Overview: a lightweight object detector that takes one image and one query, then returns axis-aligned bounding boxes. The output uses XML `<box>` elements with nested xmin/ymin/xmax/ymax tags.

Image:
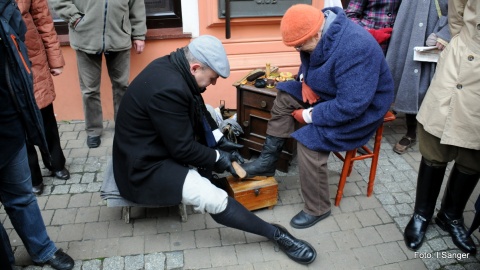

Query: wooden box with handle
<box><xmin>224</xmin><ymin>175</ymin><xmax>278</xmax><ymax>211</ymax></box>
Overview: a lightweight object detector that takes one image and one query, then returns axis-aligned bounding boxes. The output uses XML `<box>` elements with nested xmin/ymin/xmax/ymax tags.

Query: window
<box><xmin>49</xmin><ymin>0</ymin><xmax>182</xmax><ymax>35</ymax></box>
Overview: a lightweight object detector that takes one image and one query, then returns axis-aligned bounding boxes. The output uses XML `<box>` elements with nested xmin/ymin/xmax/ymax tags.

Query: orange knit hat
<box><xmin>280</xmin><ymin>4</ymin><xmax>325</xmax><ymax>47</ymax></box>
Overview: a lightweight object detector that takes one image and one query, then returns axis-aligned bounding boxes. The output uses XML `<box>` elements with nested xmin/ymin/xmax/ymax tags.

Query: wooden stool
<box><xmin>333</xmin><ymin>111</ymin><xmax>396</xmax><ymax>206</ymax></box>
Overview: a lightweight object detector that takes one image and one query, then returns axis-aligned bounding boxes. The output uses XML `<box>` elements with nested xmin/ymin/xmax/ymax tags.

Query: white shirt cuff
<box><xmin>303</xmin><ymin>108</ymin><xmax>313</xmax><ymax>123</ymax></box>
<box><xmin>213</xmin><ymin>129</ymin><xmax>223</xmax><ymax>142</ymax></box>
<box><xmin>215</xmin><ymin>150</ymin><xmax>220</xmax><ymax>162</ymax></box>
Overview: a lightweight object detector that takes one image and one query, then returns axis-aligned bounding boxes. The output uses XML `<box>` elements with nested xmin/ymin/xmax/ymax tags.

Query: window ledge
<box><xmin>57</xmin><ymin>27</ymin><xmax>191</xmax><ymax>46</ymax></box>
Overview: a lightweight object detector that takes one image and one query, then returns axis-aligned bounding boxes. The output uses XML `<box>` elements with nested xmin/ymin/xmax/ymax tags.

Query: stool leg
<box><xmin>347</xmin><ymin>149</ymin><xmax>357</xmax><ymax>176</ymax></box>
<box><xmin>335</xmin><ymin>150</ymin><xmax>356</xmax><ymax>206</ymax></box>
<box><xmin>367</xmin><ymin>125</ymin><xmax>384</xmax><ymax>196</ymax></box>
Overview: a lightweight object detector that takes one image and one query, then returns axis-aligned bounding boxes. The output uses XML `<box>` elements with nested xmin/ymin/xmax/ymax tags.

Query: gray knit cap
<box><xmin>188</xmin><ymin>35</ymin><xmax>230</xmax><ymax>78</ymax></box>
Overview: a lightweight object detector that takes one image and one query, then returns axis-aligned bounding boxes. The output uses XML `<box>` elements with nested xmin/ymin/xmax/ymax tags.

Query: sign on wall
<box><xmin>218</xmin><ymin>0</ymin><xmax>312</xmax><ymax>18</ymax></box>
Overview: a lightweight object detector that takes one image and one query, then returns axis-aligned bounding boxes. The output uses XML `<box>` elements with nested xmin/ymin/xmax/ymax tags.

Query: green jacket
<box><xmin>50</xmin><ymin>0</ymin><xmax>146</xmax><ymax>54</ymax></box>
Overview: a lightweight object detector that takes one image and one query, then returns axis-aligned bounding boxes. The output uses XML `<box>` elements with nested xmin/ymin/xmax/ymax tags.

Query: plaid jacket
<box><xmin>345</xmin><ymin>0</ymin><xmax>401</xmax><ymax>29</ymax></box>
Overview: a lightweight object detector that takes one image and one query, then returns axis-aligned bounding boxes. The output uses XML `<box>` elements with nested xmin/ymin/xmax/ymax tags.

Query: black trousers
<box><xmin>27</xmin><ymin>104</ymin><xmax>66</xmax><ymax>185</ymax></box>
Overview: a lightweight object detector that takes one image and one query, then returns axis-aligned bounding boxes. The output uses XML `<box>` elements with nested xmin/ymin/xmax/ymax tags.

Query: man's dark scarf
<box><xmin>170</xmin><ymin>48</ymin><xmax>217</xmax><ymax>147</ymax></box>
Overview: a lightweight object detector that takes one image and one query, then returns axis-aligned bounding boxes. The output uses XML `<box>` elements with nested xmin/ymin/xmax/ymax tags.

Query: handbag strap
<box><xmin>434</xmin><ymin>0</ymin><xmax>442</xmax><ymax>18</ymax></box>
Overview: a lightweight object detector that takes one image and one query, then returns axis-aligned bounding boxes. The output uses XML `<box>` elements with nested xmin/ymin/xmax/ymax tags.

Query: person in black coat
<box><xmin>0</xmin><ymin>1</ymin><xmax>74</xmax><ymax>269</ymax></box>
<box><xmin>112</xmin><ymin>35</ymin><xmax>317</xmax><ymax>265</ymax></box>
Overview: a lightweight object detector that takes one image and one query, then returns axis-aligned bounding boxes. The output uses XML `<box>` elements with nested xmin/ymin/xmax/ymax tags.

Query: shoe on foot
<box><xmin>404</xmin><ymin>213</ymin><xmax>430</xmax><ymax>251</ymax></box>
<box><xmin>32</xmin><ymin>183</ymin><xmax>44</xmax><ymax>195</ymax></box>
<box><xmin>272</xmin><ymin>224</ymin><xmax>316</xmax><ymax>264</ymax></box>
<box><xmin>435</xmin><ymin>212</ymin><xmax>477</xmax><ymax>254</ymax></box>
<box><xmin>393</xmin><ymin>136</ymin><xmax>415</xmax><ymax>154</ymax></box>
<box><xmin>290</xmin><ymin>210</ymin><xmax>331</xmax><ymax>229</ymax></box>
<box><xmin>37</xmin><ymin>249</ymin><xmax>74</xmax><ymax>270</ymax></box>
<box><xmin>87</xmin><ymin>135</ymin><xmax>101</xmax><ymax>148</ymax></box>
<box><xmin>51</xmin><ymin>168</ymin><xmax>70</xmax><ymax>180</ymax></box>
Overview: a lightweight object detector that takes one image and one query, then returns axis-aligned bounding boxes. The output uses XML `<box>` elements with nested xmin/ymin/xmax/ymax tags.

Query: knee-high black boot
<box><xmin>404</xmin><ymin>158</ymin><xmax>447</xmax><ymax>250</ymax></box>
<box><xmin>211</xmin><ymin>197</ymin><xmax>316</xmax><ymax>264</ymax></box>
<box><xmin>435</xmin><ymin>165</ymin><xmax>480</xmax><ymax>254</ymax></box>
<box><xmin>241</xmin><ymin>135</ymin><xmax>285</xmax><ymax>177</ymax></box>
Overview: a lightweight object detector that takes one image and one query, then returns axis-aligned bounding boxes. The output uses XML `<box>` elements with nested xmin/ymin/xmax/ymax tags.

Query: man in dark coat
<box><xmin>112</xmin><ymin>35</ymin><xmax>317</xmax><ymax>265</ymax></box>
<box><xmin>0</xmin><ymin>0</ymin><xmax>74</xmax><ymax>269</ymax></box>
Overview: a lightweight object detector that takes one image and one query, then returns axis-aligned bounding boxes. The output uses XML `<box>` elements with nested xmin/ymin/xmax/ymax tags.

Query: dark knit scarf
<box><xmin>170</xmin><ymin>48</ymin><xmax>216</xmax><ymax>147</ymax></box>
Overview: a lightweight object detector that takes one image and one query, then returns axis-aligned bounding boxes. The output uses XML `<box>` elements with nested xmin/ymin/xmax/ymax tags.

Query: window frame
<box><xmin>51</xmin><ymin>0</ymin><xmax>183</xmax><ymax>36</ymax></box>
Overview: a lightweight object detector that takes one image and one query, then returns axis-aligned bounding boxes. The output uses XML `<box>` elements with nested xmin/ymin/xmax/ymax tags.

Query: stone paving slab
<box><xmin>2</xmin><ymin>114</ymin><xmax>480</xmax><ymax>269</ymax></box>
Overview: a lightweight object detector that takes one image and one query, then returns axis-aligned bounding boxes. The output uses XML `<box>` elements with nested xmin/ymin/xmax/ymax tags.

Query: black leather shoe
<box><xmin>52</xmin><ymin>168</ymin><xmax>70</xmax><ymax>180</ymax></box>
<box><xmin>32</xmin><ymin>183</ymin><xmax>44</xmax><ymax>195</ymax></box>
<box><xmin>290</xmin><ymin>210</ymin><xmax>331</xmax><ymax>229</ymax></box>
<box><xmin>435</xmin><ymin>212</ymin><xmax>477</xmax><ymax>254</ymax></box>
<box><xmin>87</xmin><ymin>135</ymin><xmax>101</xmax><ymax>148</ymax></box>
<box><xmin>404</xmin><ymin>213</ymin><xmax>430</xmax><ymax>251</ymax></box>
<box><xmin>272</xmin><ymin>224</ymin><xmax>316</xmax><ymax>264</ymax></box>
<box><xmin>37</xmin><ymin>249</ymin><xmax>74</xmax><ymax>270</ymax></box>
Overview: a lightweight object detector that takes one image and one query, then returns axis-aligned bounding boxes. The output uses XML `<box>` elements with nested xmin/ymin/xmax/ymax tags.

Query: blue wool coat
<box><xmin>276</xmin><ymin>7</ymin><xmax>394</xmax><ymax>152</ymax></box>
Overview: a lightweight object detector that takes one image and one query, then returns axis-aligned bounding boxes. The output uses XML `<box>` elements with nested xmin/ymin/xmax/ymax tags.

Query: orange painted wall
<box><xmin>52</xmin><ymin>0</ymin><xmax>324</xmax><ymax>121</ymax></box>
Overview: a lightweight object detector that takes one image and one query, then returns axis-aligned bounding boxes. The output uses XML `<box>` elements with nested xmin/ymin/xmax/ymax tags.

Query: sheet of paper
<box><xmin>413</xmin><ymin>46</ymin><xmax>440</xmax><ymax>62</ymax></box>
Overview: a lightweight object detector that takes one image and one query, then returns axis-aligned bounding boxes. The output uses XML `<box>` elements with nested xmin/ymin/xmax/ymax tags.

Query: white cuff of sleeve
<box><xmin>213</xmin><ymin>129</ymin><xmax>223</xmax><ymax>142</ymax></box>
<box><xmin>302</xmin><ymin>108</ymin><xmax>313</xmax><ymax>124</ymax></box>
<box><xmin>215</xmin><ymin>150</ymin><xmax>220</xmax><ymax>162</ymax></box>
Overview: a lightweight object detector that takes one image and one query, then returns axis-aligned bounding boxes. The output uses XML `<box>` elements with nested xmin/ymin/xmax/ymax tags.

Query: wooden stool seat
<box><xmin>333</xmin><ymin>111</ymin><xmax>396</xmax><ymax>206</ymax></box>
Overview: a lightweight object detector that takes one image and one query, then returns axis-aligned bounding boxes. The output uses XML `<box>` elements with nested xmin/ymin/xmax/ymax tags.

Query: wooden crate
<box><xmin>225</xmin><ymin>175</ymin><xmax>278</xmax><ymax>211</ymax></box>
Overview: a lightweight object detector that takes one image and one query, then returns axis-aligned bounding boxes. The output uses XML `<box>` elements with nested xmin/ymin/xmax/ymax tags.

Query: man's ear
<box><xmin>190</xmin><ymin>63</ymin><xmax>202</xmax><ymax>75</ymax></box>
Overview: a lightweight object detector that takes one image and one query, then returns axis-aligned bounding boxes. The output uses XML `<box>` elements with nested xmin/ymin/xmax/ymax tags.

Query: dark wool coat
<box><xmin>1</xmin><ymin>0</ymin><xmax>48</xmax><ymax>165</ymax></box>
<box><xmin>112</xmin><ymin>56</ymin><xmax>217</xmax><ymax>205</ymax></box>
<box><xmin>276</xmin><ymin>7</ymin><xmax>394</xmax><ymax>152</ymax></box>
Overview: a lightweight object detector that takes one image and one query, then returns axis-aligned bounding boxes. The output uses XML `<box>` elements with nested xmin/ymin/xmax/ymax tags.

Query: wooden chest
<box><xmin>225</xmin><ymin>175</ymin><xmax>278</xmax><ymax>211</ymax></box>
<box><xmin>235</xmin><ymin>84</ymin><xmax>297</xmax><ymax>172</ymax></box>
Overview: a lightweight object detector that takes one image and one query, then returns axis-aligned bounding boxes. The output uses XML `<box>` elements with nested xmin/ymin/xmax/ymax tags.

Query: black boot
<box><xmin>404</xmin><ymin>158</ymin><xmax>446</xmax><ymax>251</ymax></box>
<box><xmin>241</xmin><ymin>135</ymin><xmax>285</xmax><ymax>177</ymax></box>
<box><xmin>435</xmin><ymin>165</ymin><xmax>480</xmax><ymax>254</ymax></box>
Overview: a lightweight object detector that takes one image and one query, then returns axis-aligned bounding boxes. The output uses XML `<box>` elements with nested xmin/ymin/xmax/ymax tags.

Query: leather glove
<box><xmin>216</xmin><ymin>136</ymin><xmax>243</xmax><ymax>152</ymax></box>
<box><xmin>368</xmin><ymin>28</ymin><xmax>393</xmax><ymax>44</ymax></box>
<box><xmin>292</xmin><ymin>109</ymin><xmax>306</xmax><ymax>124</ymax></box>
<box><xmin>214</xmin><ymin>150</ymin><xmax>245</xmax><ymax>177</ymax></box>
<box><xmin>302</xmin><ymin>82</ymin><xmax>320</xmax><ymax>104</ymax></box>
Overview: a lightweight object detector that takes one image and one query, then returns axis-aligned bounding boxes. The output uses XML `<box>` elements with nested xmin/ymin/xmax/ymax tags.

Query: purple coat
<box><xmin>276</xmin><ymin>7</ymin><xmax>394</xmax><ymax>152</ymax></box>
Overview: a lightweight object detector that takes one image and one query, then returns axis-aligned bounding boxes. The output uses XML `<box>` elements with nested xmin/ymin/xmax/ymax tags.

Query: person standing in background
<box><xmin>0</xmin><ymin>0</ymin><xmax>74</xmax><ymax>268</ymax></box>
<box><xmin>16</xmin><ymin>0</ymin><xmax>70</xmax><ymax>195</ymax></box>
<box><xmin>345</xmin><ymin>0</ymin><xmax>402</xmax><ymax>54</ymax></box>
<box><xmin>49</xmin><ymin>0</ymin><xmax>146</xmax><ymax>148</ymax></box>
<box><xmin>403</xmin><ymin>0</ymin><xmax>479</xmax><ymax>255</ymax></box>
<box><xmin>386</xmin><ymin>0</ymin><xmax>450</xmax><ymax>154</ymax></box>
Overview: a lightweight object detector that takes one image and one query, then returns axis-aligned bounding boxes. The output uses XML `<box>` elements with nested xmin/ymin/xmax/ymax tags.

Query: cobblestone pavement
<box><xmin>2</xmin><ymin>114</ymin><xmax>480</xmax><ymax>270</ymax></box>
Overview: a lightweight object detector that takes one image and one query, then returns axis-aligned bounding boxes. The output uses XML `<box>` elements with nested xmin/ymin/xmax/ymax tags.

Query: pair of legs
<box><xmin>76</xmin><ymin>50</ymin><xmax>130</xmax><ymax>146</ymax></box>
<box><xmin>404</xmin><ymin>123</ymin><xmax>480</xmax><ymax>254</ymax></box>
<box><xmin>241</xmin><ymin>91</ymin><xmax>331</xmax><ymax>228</ymax></box>
<box><xmin>26</xmin><ymin>104</ymin><xmax>69</xmax><ymax>193</ymax></box>
<box><xmin>394</xmin><ymin>113</ymin><xmax>417</xmax><ymax>154</ymax></box>
<box><xmin>181</xmin><ymin>169</ymin><xmax>316</xmax><ymax>264</ymax></box>
<box><xmin>0</xmin><ymin>144</ymin><xmax>69</xmax><ymax>266</ymax></box>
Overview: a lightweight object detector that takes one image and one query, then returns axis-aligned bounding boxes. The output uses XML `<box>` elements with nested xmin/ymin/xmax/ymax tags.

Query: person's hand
<box><xmin>292</xmin><ymin>109</ymin><xmax>306</xmax><ymax>124</ymax></box>
<box><xmin>50</xmin><ymin>67</ymin><xmax>64</xmax><ymax>76</ymax></box>
<box><xmin>216</xmin><ymin>136</ymin><xmax>243</xmax><ymax>152</ymax></box>
<box><xmin>436</xmin><ymin>42</ymin><xmax>446</xmax><ymax>50</ymax></box>
<box><xmin>133</xmin><ymin>40</ymin><xmax>145</xmax><ymax>54</ymax></box>
<box><xmin>368</xmin><ymin>28</ymin><xmax>393</xmax><ymax>44</ymax></box>
<box><xmin>214</xmin><ymin>150</ymin><xmax>245</xmax><ymax>177</ymax></box>
<box><xmin>302</xmin><ymin>82</ymin><xmax>320</xmax><ymax>104</ymax></box>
